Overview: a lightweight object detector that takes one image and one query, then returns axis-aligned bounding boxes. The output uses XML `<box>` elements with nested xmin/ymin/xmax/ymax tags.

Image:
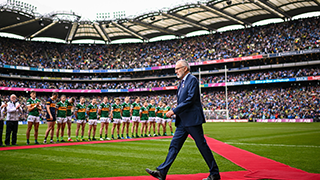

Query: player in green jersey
<box><xmin>87</xmin><ymin>98</ymin><xmax>98</xmax><ymax>141</ymax></box>
<box><xmin>26</xmin><ymin>91</ymin><xmax>42</xmax><ymax>145</ymax></box>
<box><xmin>155</xmin><ymin>101</ymin><xmax>163</xmax><ymax>136</ymax></box>
<box><xmin>147</xmin><ymin>99</ymin><xmax>157</xmax><ymax>137</ymax></box>
<box><xmin>121</xmin><ymin>96</ymin><xmax>131</xmax><ymax>139</ymax></box>
<box><xmin>44</xmin><ymin>92</ymin><xmax>58</xmax><ymax>144</ymax></box>
<box><xmin>60</xmin><ymin>97</ymin><xmax>75</xmax><ymax>142</ymax></box>
<box><xmin>130</xmin><ymin>96</ymin><xmax>141</xmax><ymax>138</ymax></box>
<box><xmin>99</xmin><ymin>96</ymin><xmax>111</xmax><ymax>140</ymax></box>
<box><xmin>111</xmin><ymin>98</ymin><xmax>122</xmax><ymax>140</ymax></box>
<box><xmin>75</xmin><ymin>97</ymin><xmax>86</xmax><ymax>141</ymax></box>
<box><xmin>140</xmin><ymin>100</ymin><xmax>149</xmax><ymax>137</ymax></box>
<box><xmin>162</xmin><ymin>102</ymin><xmax>172</xmax><ymax>136</ymax></box>
<box><xmin>168</xmin><ymin>103</ymin><xmax>174</xmax><ymax>135</ymax></box>
<box><xmin>56</xmin><ymin>95</ymin><xmax>67</xmax><ymax>142</ymax></box>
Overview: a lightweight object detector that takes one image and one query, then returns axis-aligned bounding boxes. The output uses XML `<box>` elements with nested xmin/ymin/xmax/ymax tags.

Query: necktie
<box><xmin>178</xmin><ymin>79</ymin><xmax>184</xmax><ymax>95</ymax></box>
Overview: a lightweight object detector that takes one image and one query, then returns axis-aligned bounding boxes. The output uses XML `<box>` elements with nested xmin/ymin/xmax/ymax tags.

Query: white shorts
<box><xmin>140</xmin><ymin>120</ymin><xmax>148</xmax><ymax>123</ymax></box>
<box><xmin>27</xmin><ymin>115</ymin><xmax>40</xmax><ymax>123</ymax></box>
<box><xmin>77</xmin><ymin>120</ymin><xmax>86</xmax><ymax>124</ymax></box>
<box><xmin>89</xmin><ymin>119</ymin><xmax>98</xmax><ymax>126</ymax></box>
<box><xmin>156</xmin><ymin>117</ymin><xmax>164</xmax><ymax>124</ymax></box>
<box><xmin>148</xmin><ymin>117</ymin><xmax>156</xmax><ymax>123</ymax></box>
<box><xmin>100</xmin><ymin>117</ymin><xmax>111</xmax><ymax>123</ymax></box>
<box><xmin>57</xmin><ymin>117</ymin><xmax>67</xmax><ymax>124</ymax></box>
<box><xmin>132</xmin><ymin>116</ymin><xmax>140</xmax><ymax>122</ymax></box>
<box><xmin>164</xmin><ymin>118</ymin><xmax>172</xmax><ymax>123</ymax></box>
<box><xmin>122</xmin><ymin>117</ymin><xmax>131</xmax><ymax>123</ymax></box>
<box><xmin>113</xmin><ymin>118</ymin><xmax>121</xmax><ymax>124</ymax></box>
<box><xmin>66</xmin><ymin>116</ymin><xmax>72</xmax><ymax>122</ymax></box>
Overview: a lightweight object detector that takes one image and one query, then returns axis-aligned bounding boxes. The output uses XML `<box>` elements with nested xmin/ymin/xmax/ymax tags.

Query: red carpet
<box><xmin>0</xmin><ymin>136</ymin><xmax>173</xmax><ymax>151</ymax></box>
<box><xmin>56</xmin><ymin>171</ymin><xmax>252</xmax><ymax>180</ymax></box>
<box><xmin>2</xmin><ymin>135</ymin><xmax>320</xmax><ymax>179</ymax></box>
<box><xmin>204</xmin><ymin>136</ymin><xmax>320</xmax><ymax>180</ymax></box>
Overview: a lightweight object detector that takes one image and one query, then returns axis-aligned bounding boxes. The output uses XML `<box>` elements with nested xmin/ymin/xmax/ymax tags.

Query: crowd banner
<box><xmin>267</xmin><ymin>49</ymin><xmax>320</xmax><ymax>58</ymax></box>
<box><xmin>206</xmin><ymin>119</ymin><xmax>248</xmax><ymax>122</ymax></box>
<box><xmin>256</xmin><ymin>119</ymin><xmax>313</xmax><ymax>123</ymax></box>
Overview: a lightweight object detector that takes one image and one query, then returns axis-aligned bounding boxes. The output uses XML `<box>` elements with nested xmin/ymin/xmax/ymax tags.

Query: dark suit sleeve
<box><xmin>172</xmin><ymin>77</ymin><xmax>198</xmax><ymax>115</ymax></box>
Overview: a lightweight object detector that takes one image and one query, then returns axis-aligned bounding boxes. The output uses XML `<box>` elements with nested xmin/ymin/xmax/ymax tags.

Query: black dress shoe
<box><xmin>203</xmin><ymin>174</ymin><xmax>221</xmax><ymax>180</ymax></box>
<box><xmin>146</xmin><ymin>168</ymin><xmax>166</xmax><ymax>180</ymax></box>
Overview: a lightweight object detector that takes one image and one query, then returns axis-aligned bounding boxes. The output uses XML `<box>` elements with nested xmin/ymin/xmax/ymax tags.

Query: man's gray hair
<box><xmin>177</xmin><ymin>60</ymin><xmax>190</xmax><ymax>71</ymax></box>
<box><xmin>10</xmin><ymin>94</ymin><xmax>16</xmax><ymax>98</ymax></box>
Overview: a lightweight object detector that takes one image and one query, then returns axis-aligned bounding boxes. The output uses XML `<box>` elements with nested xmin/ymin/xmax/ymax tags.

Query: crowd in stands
<box><xmin>0</xmin><ymin>17</ymin><xmax>319</xmax><ymax>70</ymax></box>
<box><xmin>1</xmin><ymin>67</ymin><xmax>319</xmax><ymax>89</ymax></box>
<box><xmin>1</xmin><ymin>85</ymin><xmax>319</xmax><ymax>120</ymax></box>
<box><xmin>202</xmin><ymin>86</ymin><xmax>320</xmax><ymax>120</ymax></box>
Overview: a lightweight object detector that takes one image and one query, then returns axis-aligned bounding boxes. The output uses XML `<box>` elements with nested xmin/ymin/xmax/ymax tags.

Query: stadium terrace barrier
<box><xmin>206</xmin><ymin>119</ymin><xmax>248</xmax><ymax>122</ymax></box>
<box><xmin>256</xmin><ymin>119</ymin><xmax>313</xmax><ymax>123</ymax></box>
<box><xmin>1</xmin><ymin>75</ymin><xmax>320</xmax><ymax>93</ymax></box>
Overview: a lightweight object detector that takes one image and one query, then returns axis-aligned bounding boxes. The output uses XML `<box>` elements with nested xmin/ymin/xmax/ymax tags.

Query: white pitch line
<box><xmin>225</xmin><ymin>142</ymin><xmax>320</xmax><ymax>148</ymax></box>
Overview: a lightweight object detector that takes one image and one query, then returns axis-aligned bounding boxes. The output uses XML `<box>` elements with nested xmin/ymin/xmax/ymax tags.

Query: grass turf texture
<box><xmin>0</xmin><ymin>122</ymin><xmax>319</xmax><ymax>179</ymax></box>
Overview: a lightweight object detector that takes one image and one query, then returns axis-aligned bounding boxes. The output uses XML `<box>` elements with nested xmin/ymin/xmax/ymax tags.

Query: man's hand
<box><xmin>16</xmin><ymin>104</ymin><xmax>21</xmax><ymax>109</ymax></box>
<box><xmin>166</xmin><ymin>110</ymin><xmax>175</xmax><ymax>118</ymax></box>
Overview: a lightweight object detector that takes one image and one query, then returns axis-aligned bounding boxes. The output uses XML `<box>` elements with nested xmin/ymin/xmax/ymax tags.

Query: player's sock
<box><xmin>76</xmin><ymin>136</ymin><xmax>78</xmax><ymax>139</ymax></box>
<box><xmin>100</xmin><ymin>134</ymin><xmax>102</xmax><ymax>138</ymax></box>
<box><xmin>105</xmin><ymin>134</ymin><xmax>107</xmax><ymax>139</ymax></box>
<box><xmin>111</xmin><ymin>134</ymin><xmax>114</xmax><ymax>138</ymax></box>
<box><xmin>34</xmin><ymin>139</ymin><xmax>37</xmax><ymax>143</ymax></box>
<box><xmin>81</xmin><ymin>136</ymin><xmax>83</xmax><ymax>139</ymax></box>
<box><xmin>27</xmin><ymin>139</ymin><xmax>29</xmax><ymax>144</ymax></box>
<box><xmin>61</xmin><ymin>136</ymin><xmax>63</xmax><ymax>141</ymax></box>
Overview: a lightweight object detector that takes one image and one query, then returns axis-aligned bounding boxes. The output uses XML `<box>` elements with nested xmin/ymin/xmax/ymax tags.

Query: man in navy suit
<box><xmin>146</xmin><ymin>60</ymin><xmax>220</xmax><ymax>180</ymax></box>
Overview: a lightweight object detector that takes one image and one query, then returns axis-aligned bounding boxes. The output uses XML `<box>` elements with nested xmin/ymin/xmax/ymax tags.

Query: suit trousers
<box><xmin>0</xmin><ymin>120</ymin><xmax>3</xmax><ymax>146</ymax></box>
<box><xmin>5</xmin><ymin>121</ymin><xmax>18</xmax><ymax>145</ymax></box>
<box><xmin>157</xmin><ymin>124</ymin><xmax>219</xmax><ymax>176</ymax></box>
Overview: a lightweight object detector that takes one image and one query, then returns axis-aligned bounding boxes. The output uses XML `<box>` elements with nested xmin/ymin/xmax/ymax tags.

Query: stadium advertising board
<box><xmin>206</xmin><ymin>119</ymin><xmax>248</xmax><ymax>122</ymax></box>
<box><xmin>256</xmin><ymin>119</ymin><xmax>313</xmax><ymax>123</ymax></box>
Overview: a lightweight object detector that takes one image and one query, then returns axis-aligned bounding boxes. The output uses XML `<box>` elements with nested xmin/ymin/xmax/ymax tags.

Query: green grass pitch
<box><xmin>0</xmin><ymin>122</ymin><xmax>319</xmax><ymax>180</ymax></box>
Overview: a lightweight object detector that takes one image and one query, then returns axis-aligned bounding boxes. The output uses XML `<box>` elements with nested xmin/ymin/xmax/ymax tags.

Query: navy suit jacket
<box><xmin>172</xmin><ymin>74</ymin><xmax>206</xmax><ymax>127</ymax></box>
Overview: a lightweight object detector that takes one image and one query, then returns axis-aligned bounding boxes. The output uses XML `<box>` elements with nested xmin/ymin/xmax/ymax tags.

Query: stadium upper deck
<box><xmin>0</xmin><ymin>0</ymin><xmax>319</xmax><ymax>42</ymax></box>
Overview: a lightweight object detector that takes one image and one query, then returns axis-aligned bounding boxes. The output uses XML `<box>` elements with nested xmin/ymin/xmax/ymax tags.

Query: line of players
<box><xmin>26</xmin><ymin>91</ymin><xmax>174</xmax><ymax>144</ymax></box>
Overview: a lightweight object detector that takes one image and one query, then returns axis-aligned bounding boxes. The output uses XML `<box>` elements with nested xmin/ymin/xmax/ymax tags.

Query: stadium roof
<box><xmin>0</xmin><ymin>0</ymin><xmax>319</xmax><ymax>43</ymax></box>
